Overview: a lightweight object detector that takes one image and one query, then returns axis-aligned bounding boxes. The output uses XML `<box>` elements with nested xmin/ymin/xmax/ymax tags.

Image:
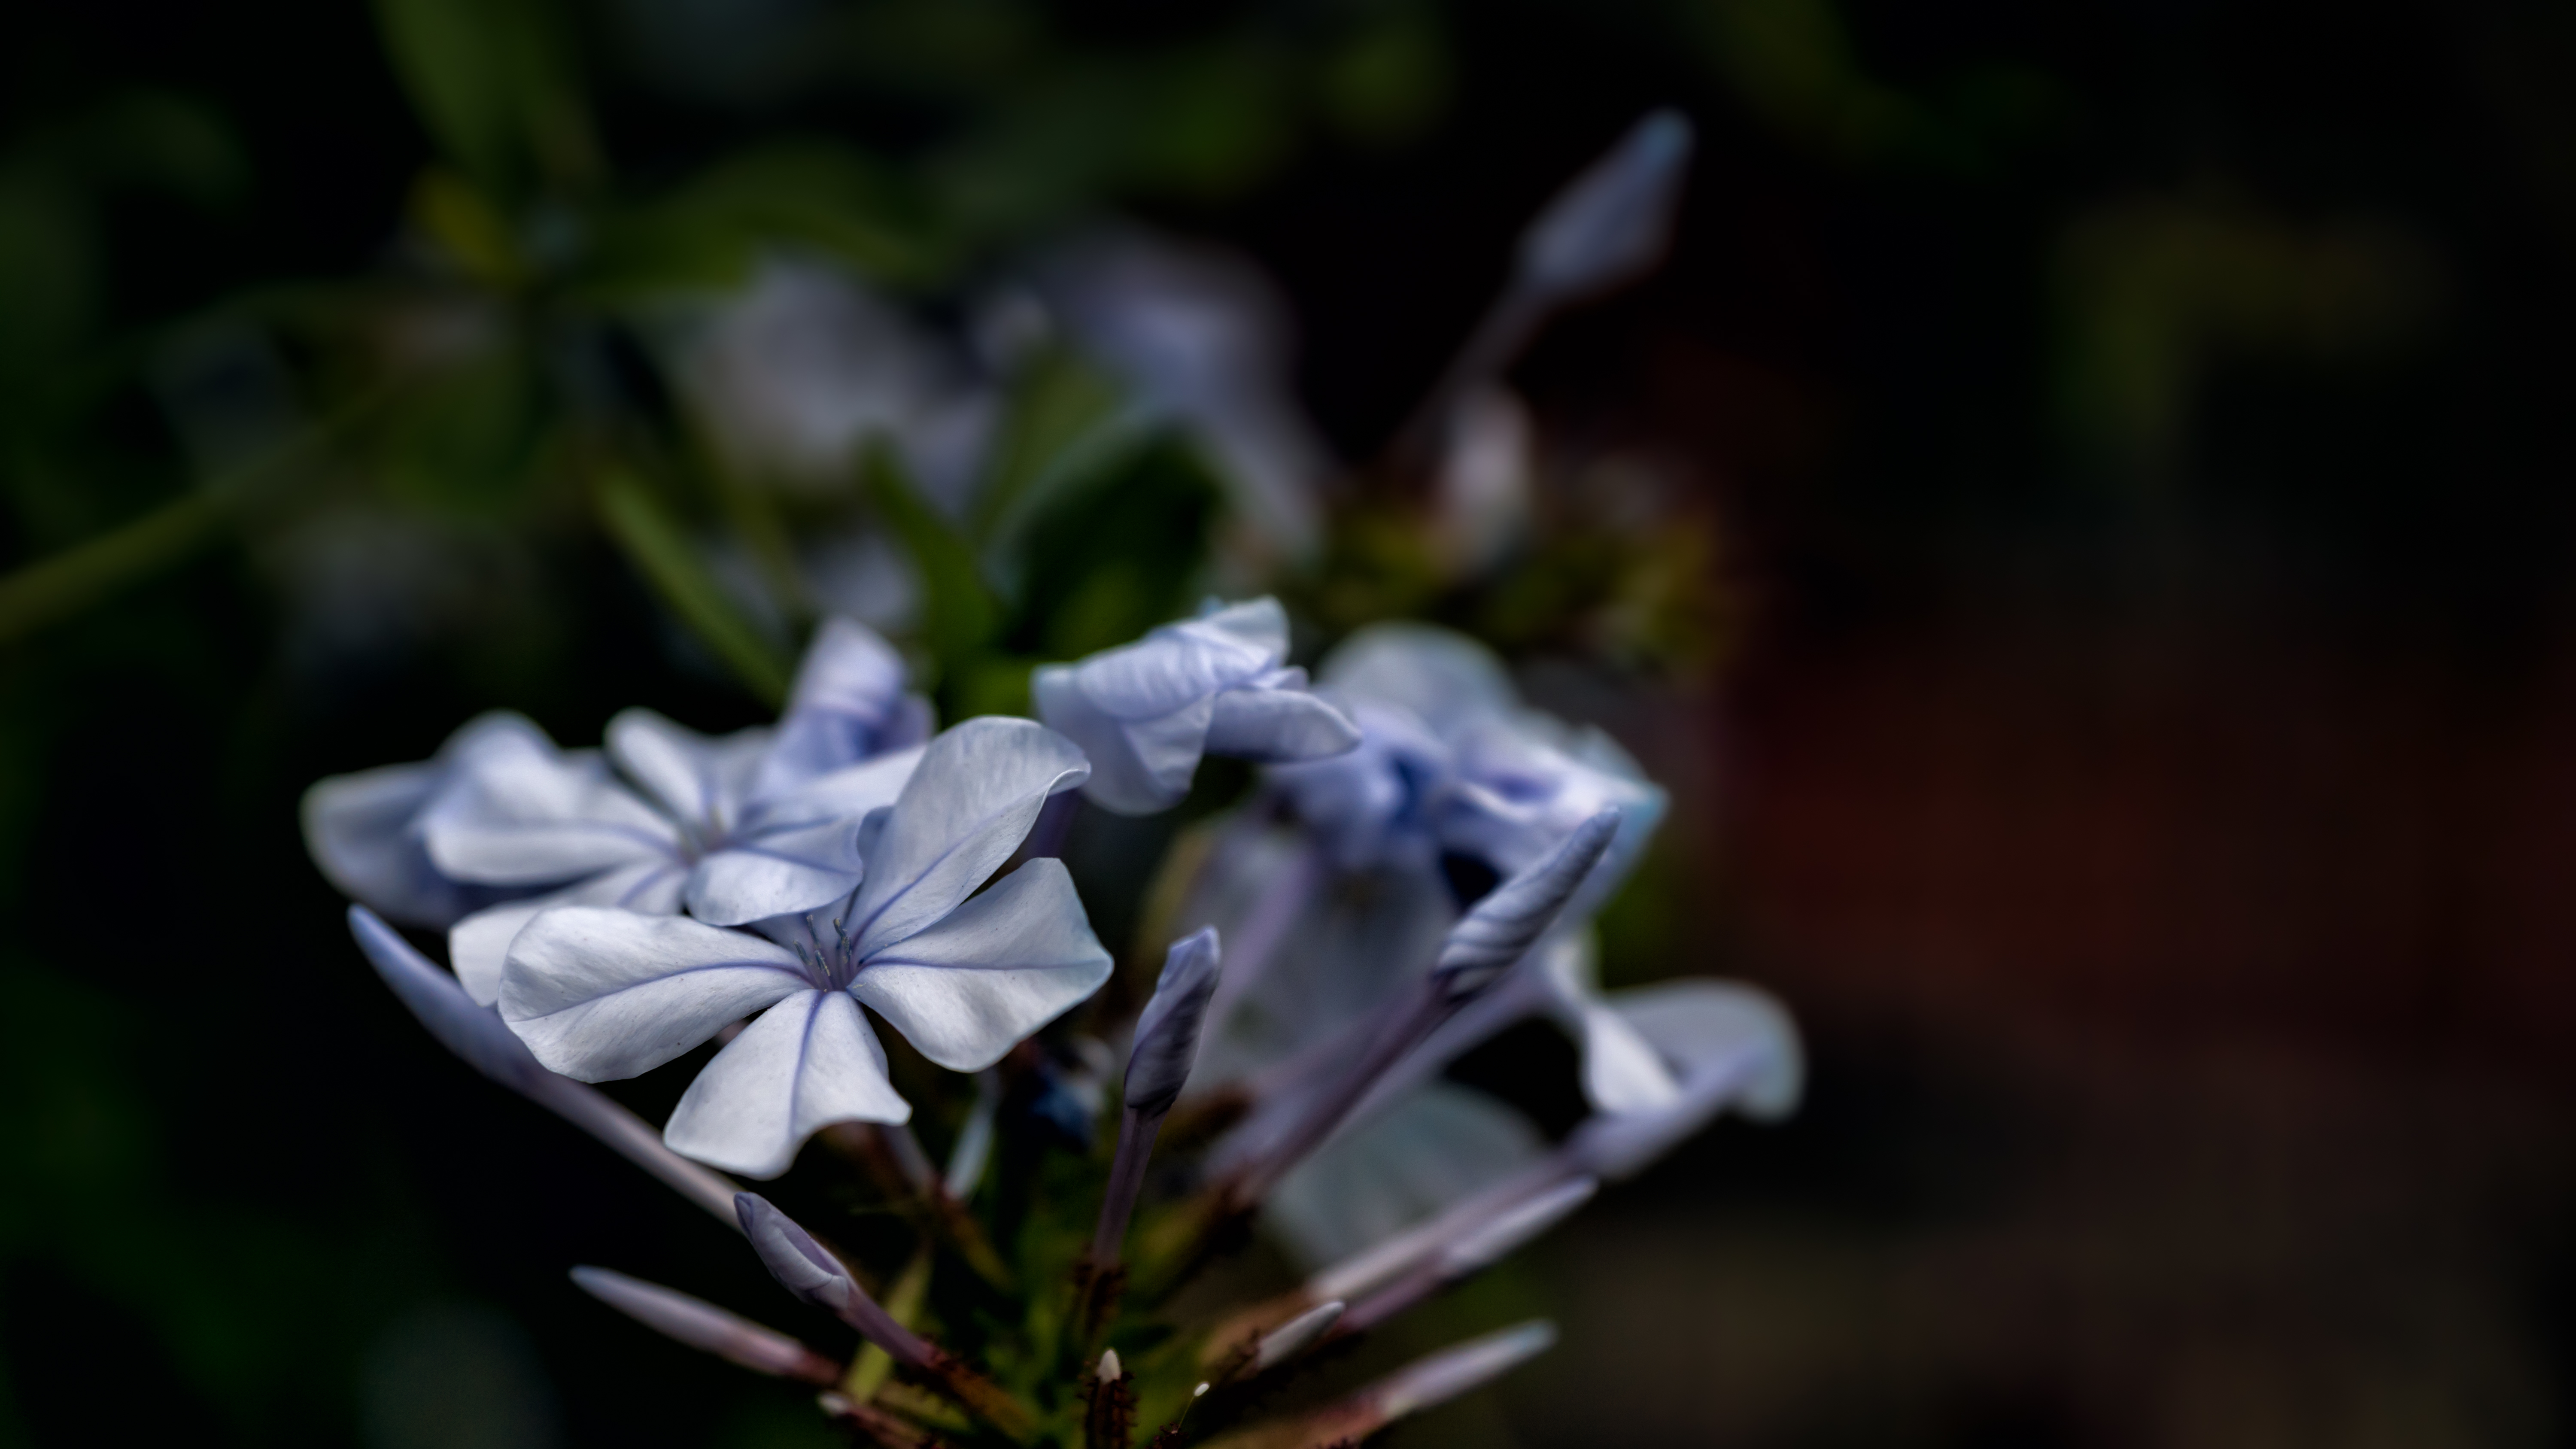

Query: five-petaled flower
<box><xmin>498</xmin><ymin>717</ymin><xmax>1112</xmax><ymax>1178</ymax></box>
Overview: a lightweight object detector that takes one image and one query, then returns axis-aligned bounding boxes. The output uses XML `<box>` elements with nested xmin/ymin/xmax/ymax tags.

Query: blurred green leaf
<box><xmin>377</xmin><ymin>344</ymin><xmax>547</xmax><ymax>516</ymax></box>
<box><xmin>575</xmin><ymin>143</ymin><xmax>947</xmax><ymax>304</ymax></box>
<box><xmin>863</xmin><ymin>444</ymin><xmax>1000</xmax><ymax>684</ymax></box>
<box><xmin>372</xmin><ymin>0</ymin><xmax>598</xmax><ymax>197</ymax></box>
<box><xmin>595</xmin><ymin>467</ymin><xmax>792</xmax><ymax>704</ymax></box>
<box><xmin>1008</xmin><ymin>438</ymin><xmax>1219</xmax><ymax>659</ymax></box>
<box><xmin>1318</xmin><ymin>7</ymin><xmax>1454</xmax><ymax>147</ymax></box>
<box><xmin>970</xmin><ymin>347</ymin><xmax>1133</xmax><ymax>544</ymax></box>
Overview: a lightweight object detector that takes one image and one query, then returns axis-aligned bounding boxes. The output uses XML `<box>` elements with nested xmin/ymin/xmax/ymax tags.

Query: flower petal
<box><xmin>607</xmin><ymin>708</ymin><xmax>769</xmax><ymax>833</ymax></box>
<box><xmin>1319</xmin><ymin>623</ymin><xmax>1517</xmax><ymax>737</ymax></box>
<box><xmin>850</xmin><ymin>858</ymin><xmax>1112</xmax><ymax>1070</ymax></box>
<box><xmin>1070</xmin><ymin>598</ymin><xmax>1285</xmax><ymax>721</ymax></box>
<box><xmin>303</xmin><ymin>713</ymin><xmax>553</xmax><ymax>925</ymax></box>
<box><xmin>1264</xmin><ymin>1084</ymin><xmax>1543</xmax><ymax>1269</ymax></box>
<box><xmin>845</xmin><ymin>718</ymin><xmax>1089</xmax><ymax>956</ymax></box>
<box><xmin>448</xmin><ymin>860</ymin><xmax>690</xmax><ymax>1005</ymax></box>
<box><xmin>500</xmin><ymin>908</ymin><xmax>811</xmax><ymax>1081</ymax></box>
<box><xmin>753</xmin><ymin>617</ymin><xmax>929</xmax><ymax>799</ymax></box>
<box><xmin>686</xmin><ymin>815</ymin><xmax>867</xmax><ymax>928</ymax></box>
<box><xmin>1206</xmin><ymin>684</ymin><xmax>1361</xmax><ymax>762</ymax></box>
<box><xmin>1033</xmin><ymin>665</ymin><xmax>1205</xmax><ymax>815</ymax></box>
<box><xmin>422</xmin><ymin>727</ymin><xmax>679</xmax><ymax>884</ymax></box>
<box><xmin>663</xmin><ymin>989</ymin><xmax>910</xmax><ymax>1178</ymax></box>
<box><xmin>1570</xmin><ymin>1000</ymin><xmax>1682</xmax><ymax>1115</ymax></box>
<box><xmin>750</xmin><ymin>744</ymin><xmax>921</xmax><ymax>825</ymax></box>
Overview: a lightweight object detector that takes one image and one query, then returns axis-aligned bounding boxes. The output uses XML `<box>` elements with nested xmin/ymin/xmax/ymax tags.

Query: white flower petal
<box><xmin>1033</xmin><ymin>664</ymin><xmax>1194</xmax><ymax>815</ymax></box>
<box><xmin>607</xmin><ymin>708</ymin><xmax>769</xmax><ymax>832</ymax></box>
<box><xmin>1264</xmin><ymin>1084</ymin><xmax>1543</xmax><ymax>1269</ymax></box>
<box><xmin>347</xmin><ymin>905</ymin><xmax>546</xmax><ymax>1092</ymax></box>
<box><xmin>1610</xmin><ymin>980</ymin><xmax>1803</xmax><ymax>1120</ymax></box>
<box><xmin>753</xmin><ymin>617</ymin><xmax>929</xmax><ymax>799</ymax></box>
<box><xmin>1319</xmin><ymin>623</ymin><xmax>1517</xmax><ymax>737</ymax></box>
<box><xmin>1069</xmin><ymin>599</ymin><xmax>1284</xmax><ymax>721</ymax></box>
<box><xmin>304</xmin><ymin>761</ymin><xmax>465</xmax><ymax>927</ymax></box>
<box><xmin>422</xmin><ymin>727</ymin><xmax>679</xmax><ymax>884</ymax></box>
<box><xmin>686</xmin><ymin>815</ymin><xmax>867</xmax><ymax>927</ymax></box>
<box><xmin>1572</xmin><ymin>1001</ymin><xmax>1683</xmax><ymax>1115</ymax></box>
<box><xmin>500</xmin><ymin>908</ymin><xmax>812</xmax><ymax>1081</ymax></box>
<box><xmin>663</xmin><ymin>990</ymin><xmax>910</xmax><ymax>1178</ymax></box>
<box><xmin>844</xmin><ymin>718</ymin><xmax>1088</xmax><ymax>956</ymax></box>
<box><xmin>1206</xmin><ymin>685</ymin><xmax>1360</xmax><ymax>762</ymax></box>
<box><xmin>448</xmin><ymin>860</ymin><xmax>690</xmax><ymax>1005</ymax></box>
<box><xmin>849</xmin><ymin>859</ymin><xmax>1112</xmax><ymax>1071</ymax></box>
<box><xmin>753</xmin><ymin>744</ymin><xmax>922</xmax><ymax>824</ymax></box>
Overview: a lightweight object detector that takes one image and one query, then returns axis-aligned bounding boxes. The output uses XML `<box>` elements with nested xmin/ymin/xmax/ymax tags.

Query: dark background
<box><xmin>3</xmin><ymin>1</ymin><xmax>2571</xmax><ymax>1445</ymax></box>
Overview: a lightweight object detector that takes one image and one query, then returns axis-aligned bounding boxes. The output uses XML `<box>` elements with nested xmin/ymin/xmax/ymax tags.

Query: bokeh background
<box><xmin>3</xmin><ymin>1</ymin><xmax>2572</xmax><ymax>1446</ymax></box>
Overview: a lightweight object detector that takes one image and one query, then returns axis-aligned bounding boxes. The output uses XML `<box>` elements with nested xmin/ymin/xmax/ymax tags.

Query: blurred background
<box><xmin>2</xmin><ymin>0</ymin><xmax>2571</xmax><ymax>1446</ymax></box>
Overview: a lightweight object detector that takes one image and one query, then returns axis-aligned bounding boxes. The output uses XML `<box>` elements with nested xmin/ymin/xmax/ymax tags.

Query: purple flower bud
<box><xmin>1370</xmin><ymin>1320</ymin><xmax>1558</xmax><ymax>1419</ymax></box>
<box><xmin>1516</xmin><ymin>111</ymin><xmax>1695</xmax><ymax>301</ymax></box>
<box><xmin>1124</xmin><ymin>928</ymin><xmax>1223</xmax><ymax>1116</ymax></box>
<box><xmin>569</xmin><ymin>1267</ymin><xmax>838</xmax><ymax>1383</ymax></box>
<box><xmin>1436</xmin><ymin>1175</ymin><xmax>1597</xmax><ymax>1276</ymax></box>
<box><xmin>1251</xmin><ymin>1299</ymin><xmax>1344</xmax><ymax>1373</ymax></box>
<box><xmin>736</xmin><ymin>1193</ymin><xmax>933</xmax><ymax>1367</ymax></box>
<box><xmin>348</xmin><ymin>905</ymin><xmax>545</xmax><ymax>1093</ymax></box>
<box><xmin>1431</xmin><ymin>809</ymin><xmax>1621</xmax><ymax>1001</ymax></box>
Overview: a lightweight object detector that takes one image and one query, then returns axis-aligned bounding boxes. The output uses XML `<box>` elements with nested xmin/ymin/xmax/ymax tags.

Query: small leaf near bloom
<box><xmin>1035</xmin><ymin>597</ymin><xmax>1357</xmax><ymax>815</ymax></box>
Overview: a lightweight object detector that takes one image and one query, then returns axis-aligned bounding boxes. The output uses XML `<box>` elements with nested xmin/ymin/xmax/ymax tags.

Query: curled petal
<box><xmin>1071</xmin><ymin>598</ymin><xmax>1285</xmax><ymax>720</ymax></box>
<box><xmin>1205</xmin><ymin>684</ymin><xmax>1361</xmax><ymax>763</ymax></box>
<box><xmin>1610</xmin><ymin>980</ymin><xmax>1803</xmax><ymax>1121</ymax></box>
<box><xmin>846</xmin><ymin>718</ymin><xmax>1089</xmax><ymax>957</ymax></box>
<box><xmin>1033</xmin><ymin>664</ymin><xmax>1209</xmax><ymax>815</ymax></box>
<box><xmin>850</xmin><ymin>859</ymin><xmax>1113</xmax><ymax>1071</ymax></box>
<box><xmin>1319</xmin><ymin>623</ymin><xmax>1518</xmax><ymax>738</ymax></box>
<box><xmin>500</xmin><ymin>908</ymin><xmax>811</xmax><ymax>1081</ymax></box>
<box><xmin>755</xmin><ymin>617</ymin><xmax>927</xmax><ymax>798</ymax></box>
<box><xmin>664</xmin><ymin>990</ymin><xmax>911</xmax><ymax>1178</ymax></box>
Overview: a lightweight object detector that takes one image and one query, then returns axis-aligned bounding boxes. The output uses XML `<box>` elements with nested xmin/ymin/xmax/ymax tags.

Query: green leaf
<box><xmin>371</xmin><ymin>0</ymin><xmax>597</xmax><ymax>197</ymax></box>
<box><xmin>595</xmin><ymin>468</ymin><xmax>791</xmax><ymax>705</ymax></box>
<box><xmin>863</xmin><ymin>444</ymin><xmax>1001</xmax><ymax>685</ymax></box>
<box><xmin>574</xmin><ymin>143</ymin><xmax>947</xmax><ymax>305</ymax></box>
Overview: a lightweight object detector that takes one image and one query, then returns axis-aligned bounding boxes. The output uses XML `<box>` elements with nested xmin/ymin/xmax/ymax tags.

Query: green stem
<box><xmin>594</xmin><ymin>466</ymin><xmax>793</xmax><ymax>706</ymax></box>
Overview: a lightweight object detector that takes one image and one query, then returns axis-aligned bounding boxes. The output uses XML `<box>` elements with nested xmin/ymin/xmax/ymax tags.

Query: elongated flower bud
<box><xmin>569</xmin><ymin>1267</ymin><xmax>840</xmax><ymax>1383</ymax></box>
<box><xmin>1251</xmin><ymin>1300</ymin><xmax>1344</xmax><ymax>1373</ymax></box>
<box><xmin>736</xmin><ymin>1194</ymin><xmax>934</xmax><ymax>1368</ymax></box>
<box><xmin>1371</xmin><ymin>1320</ymin><xmax>1558</xmax><ymax>1419</ymax></box>
<box><xmin>1437</xmin><ymin>1174</ymin><xmax>1597</xmax><ymax>1276</ymax></box>
<box><xmin>1517</xmin><ymin>111</ymin><xmax>1694</xmax><ymax>301</ymax></box>
<box><xmin>351</xmin><ymin>906</ymin><xmax>745</xmax><ymax>1226</ymax></box>
<box><xmin>1125</xmin><ymin>928</ymin><xmax>1223</xmax><ymax>1115</ymax></box>
<box><xmin>349</xmin><ymin>905</ymin><xmax>545</xmax><ymax>1092</ymax></box>
<box><xmin>1432</xmin><ymin>809</ymin><xmax>1620</xmax><ymax>1002</ymax></box>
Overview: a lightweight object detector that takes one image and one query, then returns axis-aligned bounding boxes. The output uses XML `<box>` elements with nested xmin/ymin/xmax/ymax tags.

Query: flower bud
<box><xmin>1432</xmin><ymin>809</ymin><xmax>1620</xmax><ymax>1001</ymax></box>
<box><xmin>1436</xmin><ymin>1175</ymin><xmax>1597</xmax><ymax>1276</ymax></box>
<box><xmin>1516</xmin><ymin>111</ymin><xmax>1694</xmax><ymax>301</ymax></box>
<box><xmin>1125</xmin><ymin>928</ymin><xmax>1223</xmax><ymax>1116</ymax></box>
<box><xmin>1372</xmin><ymin>1320</ymin><xmax>1558</xmax><ymax>1419</ymax></box>
<box><xmin>348</xmin><ymin>905</ymin><xmax>545</xmax><ymax>1093</ymax></box>
<box><xmin>736</xmin><ymin>1194</ymin><xmax>933</xmax><ymax>1367</ymax></box>
<box><xmin>1251</xmin><ymin>1299</ymin><xmax>1344</xmax><ymax>1373</ymax></box>
<box><xmin>569</xmin><ymin>1267</ymin><xmax>838</xmax><ymax>1383</ymax></box>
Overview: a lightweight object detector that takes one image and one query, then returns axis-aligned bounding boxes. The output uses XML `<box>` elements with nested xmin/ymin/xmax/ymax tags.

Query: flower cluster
<box><xmin>303</xmin><ymin>111</ymin><xmax>1797</xmax><ymax>1449</ymax></box>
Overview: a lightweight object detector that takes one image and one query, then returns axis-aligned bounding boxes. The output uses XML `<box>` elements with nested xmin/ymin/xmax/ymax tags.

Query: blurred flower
<box><xmin>420</xmin><ymin>619</ymin><xmax>930</xmax><ymax>999</ymax></box>
<box><xmin>668</xmin><ymin>254</ymin><xmax>996</xmax><ymax>509</ymax></box>
<box><xmin>1031</xmin><ymin>228</ymin><xmax>1334</xmax><ymax>558</ymax></box>
<box><xmin>498</xmin><ymin>717</ymin><xmax>1109</xmax><ymax>1177</ymax></box>
<box><xmin>1034</xmin><ymin>596</ymin><xmax>1359</xmax><ymax>814</ymax></box>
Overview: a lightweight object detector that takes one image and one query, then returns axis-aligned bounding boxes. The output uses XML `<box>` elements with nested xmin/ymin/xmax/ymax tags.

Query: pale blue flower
<box><xmin>303</xmin><ymin>712</ymin><xmax>556</xmax><ymax>929</ymax></box>
<box><xmin>497</xmin><ymin>717</ymin><xmax>1111</xmax><ymax>1179</ymax></box>
<box><xmin>1033</xmin><ymin>597</ymin><xmax>1358</xmax><ymax>815</ymax></box>
<box><xmin>419</xmin><ymin>618</ymin><xmax>931</xmax><ymax>1001</ymax></box>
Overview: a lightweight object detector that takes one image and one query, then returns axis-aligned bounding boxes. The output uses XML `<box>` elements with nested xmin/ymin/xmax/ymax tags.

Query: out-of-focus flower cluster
<box><xmin>298</xmin><ymin>109</ymin><xmax>1795</xmax><ymax>1447</ymax></box>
